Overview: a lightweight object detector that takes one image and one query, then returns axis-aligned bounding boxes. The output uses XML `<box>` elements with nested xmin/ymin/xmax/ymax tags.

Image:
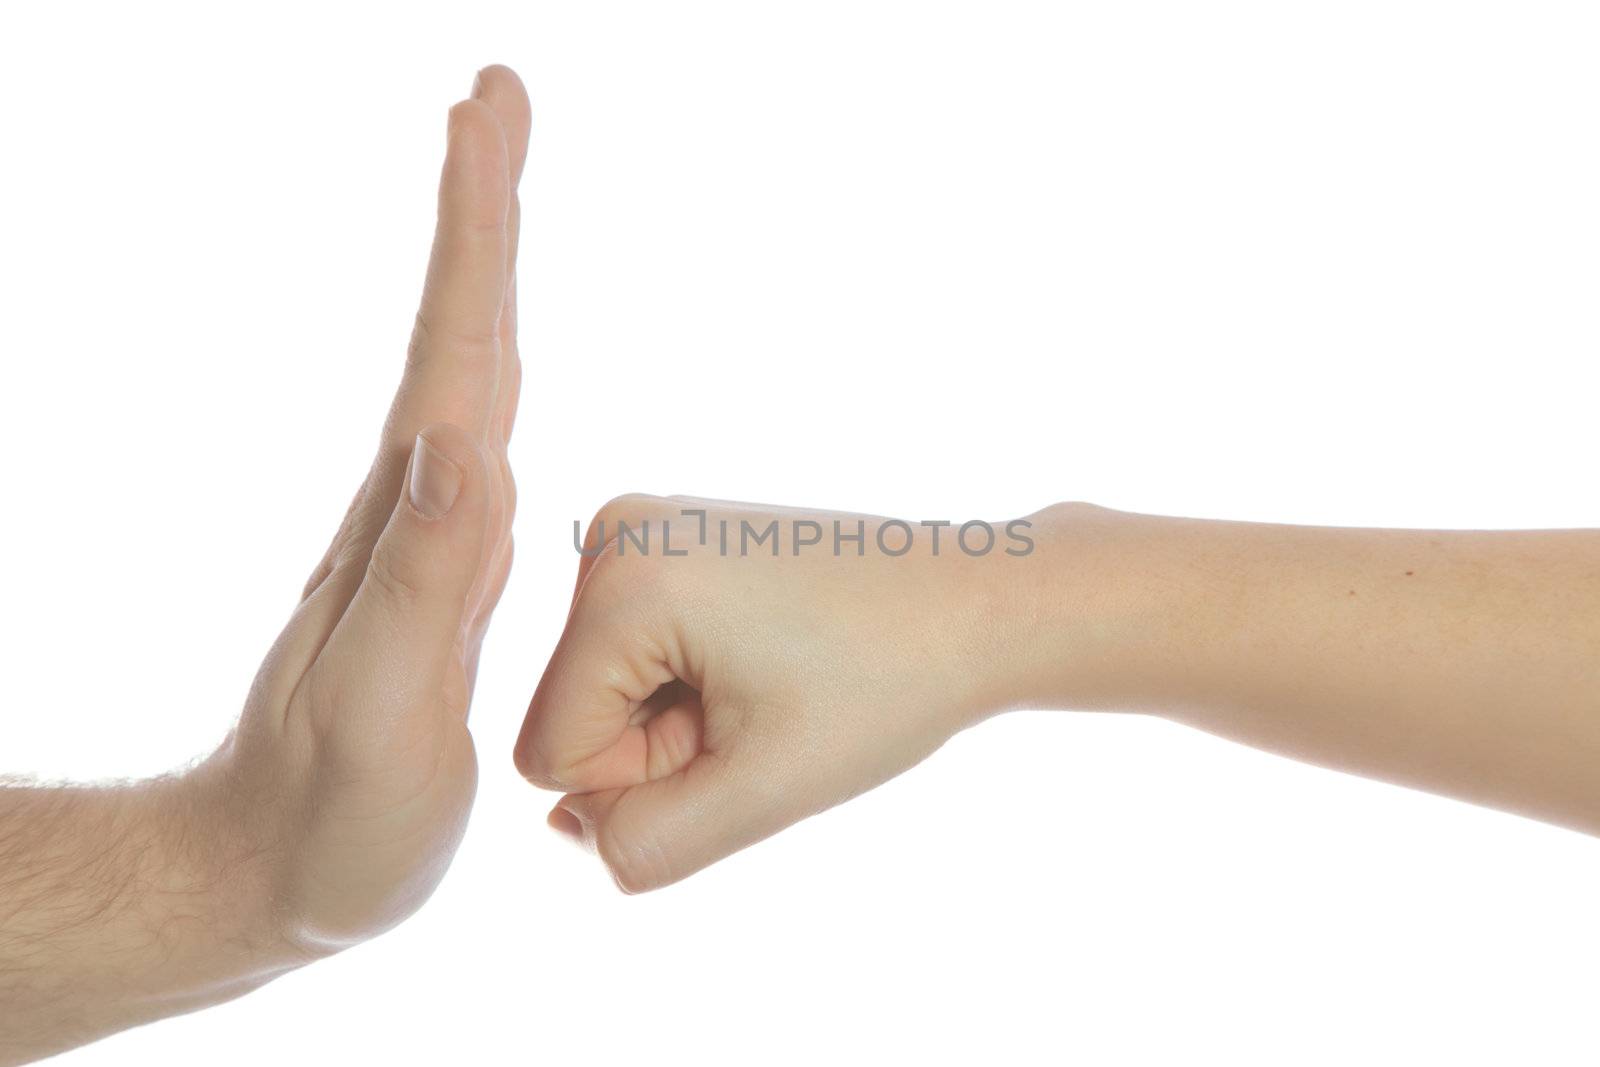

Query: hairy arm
<box><xmin>0</xmin><ymin>772</ymin><xmax>300</xmax><ymax>1064</ymax></box>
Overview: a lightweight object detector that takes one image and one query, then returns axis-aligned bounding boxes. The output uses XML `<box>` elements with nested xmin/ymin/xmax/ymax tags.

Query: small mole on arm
<box><xmin>1348</xmin><ymin>589</ymin><xmax>1357</xmax><ymax>596</ymax></box>
<box><xmin>1405</xmin><ymin>570</ymin><xmax>1414</xmax><ymax>576</ymax></box>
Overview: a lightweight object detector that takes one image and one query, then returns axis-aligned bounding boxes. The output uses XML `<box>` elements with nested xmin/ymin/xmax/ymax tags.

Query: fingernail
<box><xmin>409</xmin><ymin>434</ymin><xmax>463</xmax><ymax>519</ymax></box>
<box><xmin>548</xmin><ymin>806</ymin><xmax>584</xmax><ymax>847</ymax></box>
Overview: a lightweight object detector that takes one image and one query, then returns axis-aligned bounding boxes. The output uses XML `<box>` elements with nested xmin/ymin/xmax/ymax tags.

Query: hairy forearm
<box><xmin>0</xmin><ymin>767</ymin><xmax>305</xmax><ymax>1064</ymax></box>
<box><xmin>1017</xmin><ymin>504</ymin><xmax>1600</xmax><ymax>833</ymax></box>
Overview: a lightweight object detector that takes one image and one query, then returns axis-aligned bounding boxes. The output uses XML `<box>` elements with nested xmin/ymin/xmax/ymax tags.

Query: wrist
<box><xmin>981</xmin><ymin>502</ymin><xmax>1189</xmax><ymax>715</ymax></box>
<box><xmin>126</xmin><ymin>750</ymin><xmax>340</xmax><ymax>1010</ymax></box>
<box><xmin>139</xmin><ymin>762</ymin><xmax>319</xmax><ymax>991</ymax></box>
<box><xmin>179</xmin><ymin>745</ymin><xmax>344</xmax><ymax>970</ymax></box>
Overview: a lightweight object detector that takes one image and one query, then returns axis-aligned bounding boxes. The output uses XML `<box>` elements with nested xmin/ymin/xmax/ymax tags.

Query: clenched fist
<box><xmin>515</xmin><ymin>495</ymin><xmax>1072</xmax><ymax>892</ymax></box>
<box><xmin>519</xmin><ymin>494</ymin><xmax>1600</xmax><ymax>896</ymax></box>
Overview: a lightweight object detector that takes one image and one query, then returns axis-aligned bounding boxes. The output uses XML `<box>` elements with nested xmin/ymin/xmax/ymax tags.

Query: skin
<box><xmin>0</xmin><ymin>67</ymin><xmax>530</xmax><ymax>1065</ymax></box>
<box><xmin>517</xmin><ymin>498</ymin><xmax>1600</xmax><ymax>893</ymax></box>
<box><xmin>3</xmin><ymin>54</ymin><xmax>1596</xmax><ymax>1066</ymax></box>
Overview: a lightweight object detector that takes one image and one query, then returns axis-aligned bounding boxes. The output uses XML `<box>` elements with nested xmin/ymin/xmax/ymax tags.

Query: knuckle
<box><xmin>457</xmin><ymin>212</ymin><xmax>507</xmax><ymax>238</ymax></box>
<box><xmin>363</xmin><ymin>542</ymin><xmax>425</xmax><ymax>609</ymax></box>
<box><xmin>491</xmin><ymin>537</ymin><xmax>515</xmax><ymax>589</ymax></box>
<box><xmin>408</xmin><ymin>310</ymin><xmax>501</xmax><ymax>368</ymax></box>
<box><xmin>580</xmin><ymin>535</ymin><xmax>670</xmax><ymax>608</ymax></box>
<box><xmin>514</xmin><ymin>691</ymin><xmax>576</xmax><ymax>791</ymax></box>
<box><xmin>500</xmin><ymin>455</ymin><xmax>518</xmax><ymax>529</ymax></box>
<box><xmin>300</xmin><ymin>559</ymin><xmax>334</xmax><ymax>602</ymax></box>
<box><xmin>301</xmin><ymin>484</ymin><xmax>372</xmax><ymax>601</ymax></box>
<box><xmin>589</xmin><ymin>493</ymin><xmax>666</xmax><ymax>534</ymax></box>
<box><xmin>595</xmin><ymin>818</ymin><xmax>671</xmax><ymax>895</ymax></box>
<box><xmin>305</xmin><ymin>547</ymin><xmax>369</xmax><ymax>608</ymax></box>
<box><xmin>520</xmin><ymin>769</ymin><xmax>566</xmax><ymax>791</ymax></box>
<box><xmin>499</xmin><ymin>357</ymin><xmax>524</xmax><ymax>434</ymax></box>
<box><xmin>602</xmin><ymin>491</ymin><xmax>666</xmax><ymax>512</ymax></box>
<box><xmin>513</xmin><ymin>744</ymin><xmax>565</xmax><ymax>790</ymax></box>
<box><xmin>577</xmin><ymin>494</ymin><xmax>675</xmax><ymax>571</ymax></box>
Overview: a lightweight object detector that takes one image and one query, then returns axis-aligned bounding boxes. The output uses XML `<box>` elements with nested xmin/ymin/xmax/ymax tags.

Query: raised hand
<box><xmin>0</xmin><ymin>68</ymin><xmax>531</xmax><ymax>1064</ymax></box>
<box><xmin>207</xmin><ymin>66</ymin><xmax>531</xmax><ymax>949</ymax></box>
<box><xmin>219</xmin><ymin>68</ymin><xmax>528</xmax><ymax>940</ymax></box>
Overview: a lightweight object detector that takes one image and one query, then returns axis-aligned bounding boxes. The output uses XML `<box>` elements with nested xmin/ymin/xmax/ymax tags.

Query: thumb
<box><xmin>321</xmin><ymin>424</ymin><xmax>491</xmax><ymax>712</ymax></box>
<box><xmin>551</xmin><ymin>745</ymin><xmax>788</xmax><ymax>894</ymax></box>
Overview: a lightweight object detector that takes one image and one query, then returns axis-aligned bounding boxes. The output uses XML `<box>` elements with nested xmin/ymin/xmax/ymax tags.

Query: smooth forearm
<box><xmin>1015</xmin><ymin>504</ymin><xmax>1600</xmax><ymax>833</ymax></box>
<box><xmin>0</xmin><ymin>765</ymin><xmax>306</xmax><ymax>1064</ymax></box>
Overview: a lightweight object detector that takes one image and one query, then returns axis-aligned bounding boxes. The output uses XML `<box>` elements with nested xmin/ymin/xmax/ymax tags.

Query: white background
<box><xmin>3</xmin><ymin>2</ymin><xmax>1599</xmax><ymax>1063</ymax></box>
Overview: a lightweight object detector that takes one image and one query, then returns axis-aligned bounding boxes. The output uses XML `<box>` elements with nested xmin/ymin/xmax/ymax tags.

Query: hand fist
<box><xmin>516</xmin><ymin>495</ymin><xmax>1051</xmax><ymax>892</ymax></box>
